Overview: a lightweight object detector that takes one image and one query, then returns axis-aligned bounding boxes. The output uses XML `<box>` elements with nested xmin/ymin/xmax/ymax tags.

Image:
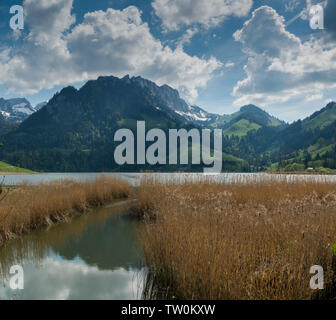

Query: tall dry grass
<box><xmin>136</xmin><ymin>176</ymin><xmax>336</xmax><ymax>300</ymax></box>
<box><xmin>0</xmin><ymin>176</ymin><xmax>132</xmax><ymax>244</ymax></box>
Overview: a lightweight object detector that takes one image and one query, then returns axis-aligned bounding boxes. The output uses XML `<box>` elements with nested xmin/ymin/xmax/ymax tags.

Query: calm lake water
<box><xmin>0</xmin><ymin>201</ymin><xmax>144</xmax><ymax>300</ymax></box>
<box><xmin>1</xmin><ymin>172</ymin><xmax>336</xmax><ymax>300</ymax></box>
<box><xmin>2</xmin><ymin>172</ymin><xmax>336</xmax><ymax>187</ymax></box>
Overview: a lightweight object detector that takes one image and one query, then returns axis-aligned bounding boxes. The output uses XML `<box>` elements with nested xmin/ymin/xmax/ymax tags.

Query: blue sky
<box><xmin>0</xmin><ymin>0</ymin><xmax>335</xmax><ymax>122</ymax></box>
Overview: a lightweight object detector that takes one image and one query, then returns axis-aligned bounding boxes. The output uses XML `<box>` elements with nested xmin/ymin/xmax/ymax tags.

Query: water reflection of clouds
<box><xmin>0</xmin><ymin>257</ymin><xmax>144</xmax><ymax>300</ymax></box>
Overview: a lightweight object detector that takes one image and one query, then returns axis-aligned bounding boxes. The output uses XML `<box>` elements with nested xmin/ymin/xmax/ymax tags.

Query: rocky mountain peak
<box><xmin>0</xmin><ymin>97</ymin><xmax>35</xmax><ymax>123</ymax></box>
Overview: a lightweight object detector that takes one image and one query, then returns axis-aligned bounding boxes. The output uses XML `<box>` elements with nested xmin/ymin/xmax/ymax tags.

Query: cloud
<box><xmin>0</xmin><ymin>257</ymin><xmax>144</xmax><ymax>300</ymax></box>
<box><xmin>225</xmin><ymin>61</ymin><xmax>235</xmax><ymax>68</ymax></box>
<box><xmin>233</xmin><ymin>7</ymin><xmax>300</xmax><ymax>58</ymax></box>
<box><xmin>0</xmin><ymin>1</ymin><xmax>222</xmax><ymax>102</ymax></box>
<box><xmin>176</xmin><ymin>27</ymin><xmax>198</xmax><ymax>47</ymax></box>
<box><xmin>152</xmin><ymin>0</ymin><xmax>253</xmax><ymax>31</ymax></box>
<box><xmin>232</xmin><ymin>6</ymin><xmax>336</xmax><ymax>106</ymax></box>
<box><xmin>305</xmin><ymin>93</ymin><xmax>323</xmax><ymax>102</ymax></box>
<box><xmin>24</xmin><ymin>0</ymin><xmax>76</xmax><ymax>44</ymax></box>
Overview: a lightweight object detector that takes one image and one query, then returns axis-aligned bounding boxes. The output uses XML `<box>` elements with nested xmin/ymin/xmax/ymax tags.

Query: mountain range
<box><xmin>0</xmin><ymin>75</ymin><xmax>335</xmax><ymax>172</ymax></box>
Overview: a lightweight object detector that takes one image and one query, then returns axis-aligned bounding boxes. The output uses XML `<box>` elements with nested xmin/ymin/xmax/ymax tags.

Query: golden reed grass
<box><xmin>135</xmin><ymin>175</ymin><xmax>336</xmax><ymax>300</ymax></box>
<box><xmin>0</xmin><ymin>176</ymin><xmax>132</xmax><ymax>244</ymax></box>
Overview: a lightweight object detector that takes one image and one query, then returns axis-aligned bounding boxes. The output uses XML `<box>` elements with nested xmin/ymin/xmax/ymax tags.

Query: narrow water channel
<box><xmin>0</xmin><ymin>200</ymin><xmax>144</xmax><ymax>300</ymax></box>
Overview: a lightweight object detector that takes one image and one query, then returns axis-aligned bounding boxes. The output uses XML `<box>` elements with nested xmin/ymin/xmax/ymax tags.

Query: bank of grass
<box><xmin>0</xmin><ymin>176</ymin><xmax>132</xmax><ymax>244</ymax></box>
<box><xmin>0</xmin><ymin>161</ymin><xmax>36</xmax><ymax>174</ymax></box>
<box><xmin>135</xmin><ymin>176</ymin><xmax>336</xmax><ymax>300</ymax></box>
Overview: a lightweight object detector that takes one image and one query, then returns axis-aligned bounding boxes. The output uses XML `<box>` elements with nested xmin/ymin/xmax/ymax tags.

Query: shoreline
<box><xmin>0</xmin><ymin>177</ymin><xmax>133</xmax><ymax>245</ymax></box>
<box><xmin>0</xmin><ymin>197</ymin><xmax>135</xmax><ymax>246</ymax></box>
<box><xmin>0</xmin><ymin>197</ymin><xmax>132</xmax><ymax>246</ymax></box>
<box><xmin>0</xmin><ymin>172</ymin><xmax>37</xmax><ymax>175</ymax></box>
<box><xmin>266</xmin><ymin>171</ymin><xmax>336</xmax><ymax>176</ymax></box>
<box><xmin>1</xmin><ymin>170</ymin><xmax>336</xmax><ymax>176</ymax></box>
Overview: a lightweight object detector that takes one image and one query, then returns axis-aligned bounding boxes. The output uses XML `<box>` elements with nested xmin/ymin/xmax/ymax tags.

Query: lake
<box><xmin>2</xmin><ymin>172</ymin><xmax>336</xmax><ymax>187</ymax></box>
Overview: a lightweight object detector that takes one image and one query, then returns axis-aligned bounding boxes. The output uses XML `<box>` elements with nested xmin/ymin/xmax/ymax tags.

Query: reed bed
<box><xmin>135</xmin><ymin>175</ymin><xmax>336</xmax><ymax>300</ymax></box>
<box><xmin>0</xmin><ymin>176</ymin><xmax>132</xmax><ymax>244</ymax></box>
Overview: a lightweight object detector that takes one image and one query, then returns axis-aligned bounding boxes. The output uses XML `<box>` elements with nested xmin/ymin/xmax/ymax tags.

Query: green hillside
<box><xmin>0</xmin><ymin>161</ymin><xmax>35</xmax><ymax>173</ymax></box>
<box><xmin>303</xmin><ymin>102</ymin><xmax>336</xmax><ymax>131</ymax></box>
<box><xmin>210</xmin><ymin>104</ymin><xmax>286</xmax><ymax>137</ymax></box>
<box><xmin>224</xmin><ymin>119</ymin><xmax>261</xmax><ymax>137</ymax></box>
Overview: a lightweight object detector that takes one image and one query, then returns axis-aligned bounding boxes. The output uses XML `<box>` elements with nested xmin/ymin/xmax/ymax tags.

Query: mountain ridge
<box><xmin>0</xmin><ymin>75</ymin><xmax>335</xmax><ymax>172</ymax></box>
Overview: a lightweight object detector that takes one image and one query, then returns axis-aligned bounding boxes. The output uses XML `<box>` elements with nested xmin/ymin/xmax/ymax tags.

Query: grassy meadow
<box><xmin>134</xmin><ymin>176</ymin><xmax>336</xmax><ymax>300</ymax></box>
<box><xmin>0</xmin><ymin>161</ymin><xmax>35</xmax><ymax>174</ymax></box>
<box><xmin>0</xmin><ymin>176</ymin><xmax>132</xmax><ymax>244</ymax></box>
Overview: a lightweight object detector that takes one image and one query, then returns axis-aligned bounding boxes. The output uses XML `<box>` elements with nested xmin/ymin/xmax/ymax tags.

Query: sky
<box><xmin>0</xmin><ymin>0</ymin><xmax>335</xmax><ymax>122</ymax></box>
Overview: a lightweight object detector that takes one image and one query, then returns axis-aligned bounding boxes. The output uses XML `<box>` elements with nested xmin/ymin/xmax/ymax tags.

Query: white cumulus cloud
<box><xmin>232</xmin><ymin>6</ymin><xmax>336</xmax><ymax>106</ymax></box>
<box><xmin>0</xmin><ymin>0</ymin><xmax>222</xmax><ymax>102</ymax></box>
<box><xmin>152</xmin><ymin>0</ymin><xmax>253</xmax><ymax>31</ymax></box>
